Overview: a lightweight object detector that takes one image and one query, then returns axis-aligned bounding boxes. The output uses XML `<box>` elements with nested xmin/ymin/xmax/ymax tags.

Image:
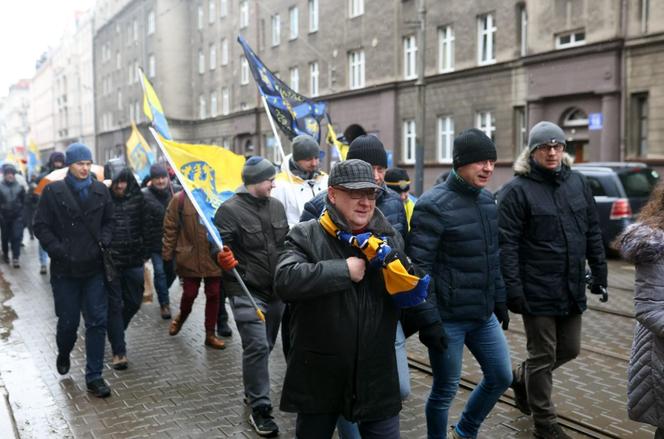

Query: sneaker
<box><xmin>87</xmin><ymin>378</ymin><xmax>111</xmax><ymax>398</ymax></box>
<box><xmin>160</xmin><ymin>304</ymin><xmax>171</xmax><ymax>320</ymax></box>
<box><xmin>40</xmin><ymin>265</ymin><xmax>47</xmax><ymax>275</ymax></box>
<box><xmin>447</xmin><ymin>427</ymin><xmax>462</xmax><ymax>439</ymax></box>
<box><xmin>249</xmin><ymin>405</ymin><xmax>279</xmax><ymax>437</ymax></box>
<box><xmin>12</xmin><ymin>259</ymin><xmax>19</xmax><ymax>268</ymax></box>
<box><xmin>111</xmin><ymin>355</ymin><xmax>128</xmax><ymax>370</ymax></box>
<box><xmin>56</xmin><ymin>352</ymin><xmax>70</xmax><ymax>375</ymax></box>
<box><xmin>534</xmin><ymin>423</ymin><xmax>572</xmax><ymax>439</ymax></box>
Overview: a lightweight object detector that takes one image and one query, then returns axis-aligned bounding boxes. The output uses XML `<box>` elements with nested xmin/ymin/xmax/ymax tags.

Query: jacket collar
<box><xmin>235</xmin><ymin>185</ymin><xmax>270</xmax><ymax>207</ymax></box>
<box><xmin>445</xmin><ymin>169</ymin><xmax>481</xmax><ymax>197</ymax></box>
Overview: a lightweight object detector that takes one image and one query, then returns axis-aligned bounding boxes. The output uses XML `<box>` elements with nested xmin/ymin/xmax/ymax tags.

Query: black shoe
<box><xmin>56</xmin><ymin>352</ymin><xmax>70</xmax><ymax>375</ymax></box>
<box><xmin>12</xmin><ymin>259</ymin><xmax>19</xmax><ymax>268</ymax></box>
<box><xmin>534</xmin><ymin>423</ymin><xmax>572</xmax><ymax>439</ymax></box>
<box><xmin>87</xmin><ymin>379</ymin><xmax>111</xmax><ymax>398</ymax></box>
<box><xmin>511</xmin><ymin>379</ymin><xmax>531</xmax><ymax>415</ymax></box>
<box><xmin>249</xmin><ymin>405</ymin><xmax>279</xmax><ymax>437</ymax></box>
<box><xmin>217</xmin><ymin>323</ymin><xmax>233</xmax><ymax>337</ymax></box>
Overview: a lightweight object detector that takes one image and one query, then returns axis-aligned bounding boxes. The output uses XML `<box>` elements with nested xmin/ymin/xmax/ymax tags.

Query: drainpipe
<box><xmin>619</xmin><ymin>0</ymin><xmax>627</xmax><ymax>161</ymax></box>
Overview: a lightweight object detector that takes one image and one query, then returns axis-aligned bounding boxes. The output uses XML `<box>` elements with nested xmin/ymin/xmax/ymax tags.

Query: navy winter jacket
<box><xmin>406</xmin><ymin>173</ymin><xmax>505</xmax><ymax>321</ymax></box>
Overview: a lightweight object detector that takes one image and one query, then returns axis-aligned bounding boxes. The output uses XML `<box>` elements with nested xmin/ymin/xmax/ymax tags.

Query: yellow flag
<box><xmin>126</xmin><ymin>122</ymin><xmax>155</xmax><ymax>180</ymax></box>
<box><xmin>326</xmin><ymin>122</ymin><xmax>348</xmax><ymax>161</ymax></box>
<box><xmin>139</xmin><ymin>68</ymin><xmax>172</xmax><ymax>139</ymax></box>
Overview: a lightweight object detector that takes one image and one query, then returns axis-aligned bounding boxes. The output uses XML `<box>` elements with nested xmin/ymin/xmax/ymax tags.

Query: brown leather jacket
<box><xmin>162</xmin><ymin>192</ymin><xmax>221</xmax><ymax>278</ymax></box>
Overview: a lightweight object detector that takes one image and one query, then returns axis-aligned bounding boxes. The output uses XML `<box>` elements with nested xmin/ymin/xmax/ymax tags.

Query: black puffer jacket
<box><xmin>109</xmin><ymin>168</ymin><xmax>148</xmax><ymax>268</ymax></box>
<box><xmin>497</xmin><ymin>150</ymin><xmax>607</xmax><ymax>316</ymax></box>
<box><xmin>274</xmin><ymin>204</ymin><xmax>404</xmax><ymax>421</ymax></box>
<box><xmin>0</xmin><ymin>180</ymin><xmax>25</xmax><ymax>221</ymax></box>
<box><xmin>142</xmin><ymin>184</ymin><xmax>178</xmax><ymax>254</ymax></box>
<box><xmin>299</xmin><ymin>185</ymin><xmax>408</xmax><ymax>238</ymax></box>
<box><xmin>213</xmin><ymin>187</ymin><xmax>289</xmax><ymax>302</ymax></box>
<box><xmin>34</xmin><ymin>178</ymin><xmax>114</xmax><ymax>277</ymax></box>
<box><xmin>407</xmin><ymin>172</ymin><xmax>505</xmax><ymax>322</ymax></box>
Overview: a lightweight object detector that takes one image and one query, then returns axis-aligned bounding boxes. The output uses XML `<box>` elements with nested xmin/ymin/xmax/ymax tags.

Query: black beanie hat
<box><xmin>292</xmin><ymin>135</ymin><xmax>320</xmax><ymax>161</ymax></box>
<box><xmin>452</xmin><ymin>128</ymin><xmax>497</xmax><ymax>169</ymax></box>
<box><xmin>150</xmin><ymin>163</ymin><xmax>168</xmax><ymax>179</ymax></box>
<box><xmin>242</xmin><ymin>156</ymin><xmax>276</xmax><ymax>185</ymax></box>
<box><xmin>347</xmin><ymin>135</ymin><xmax>388</xmax><ymax>168</ymax></box>
<box><xmin>343</xmin><ymin>124</ymin><xmax>367</xmax><ymax>144</ymax></box>
<box><xmin>385</xmin><ymin>168</ymin><xmax>411</xmax><ymax>193</ymax></box>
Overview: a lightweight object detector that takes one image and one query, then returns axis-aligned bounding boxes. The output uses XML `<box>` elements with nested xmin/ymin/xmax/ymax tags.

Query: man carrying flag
<box><xmin>213</xmin><ymin>156</ymin><xmax>288</xmax><ymax>437</ymax></box>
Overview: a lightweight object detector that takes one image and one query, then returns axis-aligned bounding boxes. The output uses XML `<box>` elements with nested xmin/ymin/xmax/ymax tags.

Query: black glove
<box><xmin>383</xmin><ymin>249</ymin><xmax>412</xmax><ymax>272</ymax></box>
<box><xmin>590</xmin><ymin>283</ymin><xmax>606</xmax><ymax>295</ymax></box>
<box><xmin>494</xmin><ymin>302</ymin><xmax>510</xmax><ymax>330</ymax></box>
<box><xmin>507</xmin><ymin>294</ymin><xmax>529</xmax><ymax>315</ymax></box>
<box><xmin>419</xmin><ymin>321</ymin><xmax>448</xmax><ymax>352</ymax></box>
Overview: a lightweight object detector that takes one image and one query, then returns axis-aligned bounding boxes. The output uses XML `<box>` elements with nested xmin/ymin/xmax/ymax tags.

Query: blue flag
<box><xmin>237</xmin><ymin>35</ymin><xmax>327</xmax><ymax>142</ymax></box>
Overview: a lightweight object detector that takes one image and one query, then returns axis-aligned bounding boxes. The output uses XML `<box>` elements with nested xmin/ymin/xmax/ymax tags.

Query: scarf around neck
<box><xmin>65</xmin><ymin>171</ymin><xmax>93</xmax><ymax>201</ymax></box>
<box><xmin>319</xmin><ymin>209</ymin><xmax>429</xmax><ymax>308</ymax></box>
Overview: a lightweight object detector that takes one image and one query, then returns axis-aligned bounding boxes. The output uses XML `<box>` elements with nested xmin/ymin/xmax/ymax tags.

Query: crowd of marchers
<box><xmin>4</xmin><ymin>119</ymin><xmax>659</xmax><ymax>439</ymax></box>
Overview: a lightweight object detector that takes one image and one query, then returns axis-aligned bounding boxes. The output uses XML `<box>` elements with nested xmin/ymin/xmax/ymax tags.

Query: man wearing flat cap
<box><xmin>497</xmin><ymin>121</ymin><xmax>606</xmax><ymax>439</ymax></box>
<box><xmin>275</xmin><ymin>159</ymin><xmax>445</xmax><ymax>438</ymax></box>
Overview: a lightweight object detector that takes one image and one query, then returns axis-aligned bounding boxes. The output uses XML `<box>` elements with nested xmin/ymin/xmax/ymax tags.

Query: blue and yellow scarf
<box><xmin>319</xmin><ymin>210</ymin><xmax>430</xmax><ymax>308</ymax></box>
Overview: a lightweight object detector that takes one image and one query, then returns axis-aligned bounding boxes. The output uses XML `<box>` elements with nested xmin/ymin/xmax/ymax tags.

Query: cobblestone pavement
<box><xmin>0</xmin><ymin>240</ymin><xmax>654</xmax><ymax>438</ymax></box>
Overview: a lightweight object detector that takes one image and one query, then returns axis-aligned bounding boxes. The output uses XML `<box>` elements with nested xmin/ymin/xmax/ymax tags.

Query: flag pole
<box><xmin>148</xmin><ymin>127</ymin><xmax>266</xmax><ymax>322</ymax></box>
<box><xmin>260</xmin><ymin>95</ymin><xmax>294</xmax><ymax>183</ymax></box>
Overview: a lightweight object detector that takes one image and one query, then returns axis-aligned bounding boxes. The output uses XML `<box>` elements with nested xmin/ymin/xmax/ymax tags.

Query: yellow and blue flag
<box><xmin>325</xmin><ymin>122</ymin><xmax>348</xmax><ymax>161</ymax></box>
<box><xmin>158</xmin><ymin>135</ymin><xmax>245</xmax><ymax>243</ymax></box>
<box><xmin>27</xmin><ymin>139</ymin><xmax>41</xmax><ymax>178</ymax></box>
<box><xmin>139</xmin><ymin>68</ymin><xmax>172</xmax><ymax>140</ymax></box>
<box><xmin>237</xmin><ymin>35</ymin><xmax>326</xmax><ymax>142</ymax></box>
<box><xmin>126</xmin><ymin>122</ymin><xmax>155</xmax><ymax>181</ymax></box>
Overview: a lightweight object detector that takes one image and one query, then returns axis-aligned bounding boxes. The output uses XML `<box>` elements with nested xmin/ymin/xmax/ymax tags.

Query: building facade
<box><xmin>0</xmin><ymin>80</ymin><xmax>31</xmax><ymax>158</ymax></box>
<box><xmin>93</xmin><ymin>0</ymin><xmax>664</xmax><ymax>190</ymax></box>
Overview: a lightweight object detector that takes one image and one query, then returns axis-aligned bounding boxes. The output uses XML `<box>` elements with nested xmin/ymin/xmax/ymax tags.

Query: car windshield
<box><xmin>618</xmin><ymin>168</ymin><xmax>660</xmax><ymax>197</ymax></box>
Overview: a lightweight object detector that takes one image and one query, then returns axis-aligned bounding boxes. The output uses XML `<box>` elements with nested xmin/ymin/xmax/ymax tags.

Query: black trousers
<box><xmin>295</xmin><ymin>413</ymin><xmax>400</xmax><ymax>439</ymax></box>
<box><xmin>1</xmin><ymin>218</ymin><xmax>23</xmax><ymax>259</ymax></box>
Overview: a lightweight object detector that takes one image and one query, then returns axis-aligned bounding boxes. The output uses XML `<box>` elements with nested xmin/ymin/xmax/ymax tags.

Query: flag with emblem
<box><xmin>27</xmin><ymin>139</ymin><xmax>41</xmax><ymax>178</ymax></box>
<box><xmin>237</xmin><ymin>35</ymin><xmax>326</xmax><ymax>142</ymax></box>
<box><xmin>126</xmin><ymin>122</ymin><xmax>155</xmax><ymax>181</ymax></box>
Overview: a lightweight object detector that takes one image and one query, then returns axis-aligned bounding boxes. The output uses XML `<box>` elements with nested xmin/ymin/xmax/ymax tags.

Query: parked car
<box><xmin>573</xmin><ymin>162</ymin><xmax>660</xmax><ymax>251</ymax></box>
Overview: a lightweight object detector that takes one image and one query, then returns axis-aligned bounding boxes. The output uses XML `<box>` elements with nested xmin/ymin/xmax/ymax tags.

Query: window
<box><xmin>133</xmin><ymin>19</ymin><xmax>138</xmax><ymax>41</ymax></box>
<box><xmin>240</xmin><ymin>57</ymin><xmax>249</xmax><ymax>84</ymax></box>
<box><xmin>633</xmin><ymin>93</ymin><xmax>648</xmax><ymax>156</ymax></box>
<box><xmin>222</xmin><ymin>87</ymin><xmax>230</xmax><ymax>115</ymax></box>
<box><xmin>134</xmin><ymin>61</ymin><xmax>139</xmax><ymax>83</ymax></box>
<box><xmin>115</xmin><ymin>51</ymin><xmax>121</xmax><ymax>69</ymax></box>
<box><xmin>209</xmin><ymin>44</ymin><xmax>217</xmax><ymax>70</ymax></box>
<box><xmin>239</xmin><ymin>1</ymin><xmax>248</xmax><ymax>28</ymax></box>
<box><xmin>437</xmin><ymin>116</ymin><xmax>454</xmax><ymax>163</ymax></box>
<box><xmin>519</xmin><ymin>5</ymin><xmax>527</xmax><ymax>56</ymax></box>
<box><xmin>513</xmin><ymin>106</ymin><xmax>527</xmax><ymax>152</ymax></box>
<box><xmin>198</xmin><ymin>50</ymin><xmax>205</xmax><ymax>74</ymax></box>
<box><xmin>148</xmin><ymin>54</ymin><xmax>156</xmax><ymax>77</ymax></box>
<box><xmin>403</xmin><ymin>35</ymin><xmax>417</xmax><ymax>80</ymax></box>
<box><xmin>135</xmin><ymin>101</ymin><xmax>141</xmax><ymax>123</ymax></box>
<box><xmin>117</xmin><ymin>90</ymin><xmax>123</xmax><ymax>110</ymax></box>
<box><xmin>210</xmin><ymin>92</ymin><xmax>218</xmax><ymax>117</ymax></box>
<box><xmin>476</xmin><ymin>111</ymin><xmax>496</xmax><ymax>141</ymax></box>
<box><xmin>264</xmin><ymin>134</ymin><xmax>280</xmax><ymax>164</ymax></box>
<box><xmin>208</xmin><ymin>0</ymin><xmax>215</xmax><ymax>23</ymax></box>
<box><xmin>147</xmin><ymin>10</ymin><xmax>155</xmax><ymax>35</ymax></box>
<box><xmin>220</xmin><ymin>0</ymin><xmax>228</xmax><ymax>17</ymax></box>
<box><xmin>349</xmin><ymin>0</ymin><xmax>364</xmax><ymax>18</ymax></box>
<box><xmin>289</xmin><ymin>7</ymin><xmax>299</xmax><ymax>40</ymax></box>
<box><xmin>197</xmin><ymin>5</ymin><xmax>204</xmax><ymax>29</ymax></box>
<box><xmin>348</xmin><ymin>50</ymin><xmax>365</xmax><ymax>89</ymax></box>
<box><xmin>309</xmin><ymin>0</ymin><xmax>318</xmax><ymax>32</ymax></box>
<box><xmin>640</xmin><ymin>0</ymin><xmax>649</xmax><ymax>34</ymax></box>
<box><xmin>221</xmin><ymin>38</ymin><xmax>229</xmax><ymax>65</ymax></box>
<box><xmin>309</xmin><ymin>62</ymin><xmax>319</xmax><ymax>97</ymax></box>
<box><xmin>438</xmin><ymin>25</ymin><xmax>454</xmax><ymax>73</ymax></box>
<box><xmin>199</xmin><ymin>95</ymin><xmax>206</xmax><ymax>119</ymax></box>
<box><xmin>402</xmin><ymin>120</ymin><xmax>416</xmax><ymax>164</ymax></box>
<box><xmin>271</xmin><ymin>14</ymin><xmax>280</xmax><ymax>46</ymax></box>
<box><xmin>290</xmin><ymin>67</ymin><xmax>299</xmax><ymax>92</ymax></box>
<box><xmin>556</xmin><ymin>30</ymin><xmax>585</xmax><ymax>48</ymax></box>
<box><xmin>477</xmin><ymin>13</ymin><xmax>496</xmax><ymax>65</ymax></box>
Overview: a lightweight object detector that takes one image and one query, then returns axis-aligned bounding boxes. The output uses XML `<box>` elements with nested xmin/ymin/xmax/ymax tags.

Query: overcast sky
<box><xmin>0</xmin><ymin>0</ymin><xmax>94</xmax><ymax>95</ymax></box>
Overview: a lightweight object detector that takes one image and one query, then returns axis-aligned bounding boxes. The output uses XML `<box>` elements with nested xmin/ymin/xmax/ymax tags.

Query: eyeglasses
<box><xmin>334</xmin><ymin>187</ymin><xmax>379</xmax><ymax>200</ymax></box>
<box><xmin>535</xmin><ymin>143</ymin><xmax>565</xmax><ymax>152</ymax></box>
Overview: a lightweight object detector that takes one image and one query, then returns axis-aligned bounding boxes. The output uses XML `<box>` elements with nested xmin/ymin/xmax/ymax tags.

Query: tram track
<box><xmin>407</xmin><ymin>356</ymin><xmax>620</xmax><ymax>439</ymax></box>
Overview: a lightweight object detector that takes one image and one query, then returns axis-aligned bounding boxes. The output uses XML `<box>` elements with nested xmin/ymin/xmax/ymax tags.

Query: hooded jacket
<box><xmin>619</xmin><ymin>222</ymin><xmax>664</xmax><ymax>429</ymax></box>
<box><xmin>109</xmin><ymin>168</ymin><xmax>148</xmax><ymax>268</ymax></box>
<box><xmin>271</xmin><ymin>154</ymin><xmax>328</xmax><ymax>227</ymax></box>
<box><xmin>497</xmin><ymin>149</ymin><xmax>607</xmax><ymax>315</ymax></box>
<box><xmin>0</xmin><ymin>178</ymin><xmax>25</xmax><ymax>220</ymax></box>
<box><xmin>407</xmin><ymin>171</ymin><xmax>505</xmax><ymax>321</ymax></box>
<box><xmin>142</xmin><ymin>183</ymin><xmax>179</xmax><ymax>253</ymax></box>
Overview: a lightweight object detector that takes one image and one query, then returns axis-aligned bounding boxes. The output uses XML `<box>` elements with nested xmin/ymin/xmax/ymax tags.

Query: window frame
<box><xmin>402</xmin><ymin>119</ymin><xmax>416</xmax><ymax>164</ymax></box>
<box><xmin>289</xmin><ymin>66</ymin><xmax>300</xmax><ymax>92</ymax></box>
<box><xmin>289</xmin><ymin>6</ymin><xmax>299</xmax><ymax>40</ymax></box>
<box><xmin>221</xmin><ymin>38</ymin><xmax>229</xmax><ymax>65</ymax></box>
<box><xmin>147</xmin><ymin>10</ymin><xmax>155</xmax><ymax>35</ymax></box>
<box><xmin>309</xmin><ymin>0</ymin><xmax>319</xmax><ymax>33</ymax></box>
<box><xmin>148</xmin><ymin>54</ymin><xmax>156</xmax><ymax>78</ymax></box>
<box><xmin>349</xmin><ymin>0</ymin><xmax>364</xmax><ymax>18</ymax></box>
<box><xmin>309</xmin><ymin>61</ymin><xmax>319</xmax><ymax>97</ymax></box>
<box><xmin>475</xmin><ymin>110</ymin><xmax>496</xmax><ymax>141</ymax></box>
<box><xmin>239</xmin><ymin>1</ymin><xmax>249</xmax><ymax>29</ymax></box>
<box><xmin>403</xmin><ymin>35</ymin><xmax>417</xmax><ymax>80</ymax></box>
<box><xmin>555</xmin><ymin>30</ymin><xmax>586</xmax><ymax>49</ymax></box>
<box><xmin>437</xmin><ymin>115</ymin><xmax>454</xmax><ymax>163</ymax></box>
<box><xmin>222</xmin><ymin>87</ymin><xmax>230</xmax><ymax>115</ymax></box>
<box><xmin>198</xmin><ymin>50</ymin><xmax>205</xmax><ymax>74</ymax></box>
<box><xmin>240</xmin><ymin>57</ymin><xmax>249</xmax><ymax>85</ymax></box>
<box><xmin>271</xmin><ymin>14</ymin><xmax>280</xmax><ymax>46</ymax></box>
<box><xmin>438</xmin><ymin>25</ymin><xmax>455</xmax><ymax>73</ymax></box>
<box><xmin>209</xmin><ymin>43</ymin><xmax>217</xmax><ymax>70</ymax></box>
<box><xmin>348</xmin><ymin>49</ymin><xmax>365</xmax><ymax>90</ymax></box>
<box><xmin>477</xmin><ymin>13</ymin><xmax>496</xmax><ymax>65</ymax></box>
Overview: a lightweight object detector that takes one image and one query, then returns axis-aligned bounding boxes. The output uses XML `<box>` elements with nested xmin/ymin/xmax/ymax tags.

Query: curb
<box><xmin>0</xmin><ymin>382</ymin><xmax>19</xmax><ymax>439</ymax></box>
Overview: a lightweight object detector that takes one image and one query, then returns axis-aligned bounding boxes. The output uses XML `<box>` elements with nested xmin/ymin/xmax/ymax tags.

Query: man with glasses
<box><xmin>275</xmin><ymin>159</ymin><xmax>445</xmax><ymax>439</ymax></box>
<box><xmin>497</xmin><ymin>121</ymin><xmax>607</xmax><ymax>439</ymax></box>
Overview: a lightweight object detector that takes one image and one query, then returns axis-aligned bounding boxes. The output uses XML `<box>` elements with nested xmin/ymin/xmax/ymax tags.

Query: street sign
<box><xmin>589</xmin><ymin>112</ymin><xmax>603</xmax><ymax>130</ymax></box>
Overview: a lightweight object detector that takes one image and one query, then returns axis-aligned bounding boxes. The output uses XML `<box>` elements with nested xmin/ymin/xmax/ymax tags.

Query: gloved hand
<box><xmin>590</xmin><ymin>283</ymin><xmax>606</xmax><ymax>295</ymax></box>
<box><xmin>494</xmin><ymin>302</ymin><xmax>510</xmax><ymax>330</ymax></box>
<box><xmin>216</xmin><ymin>245</ymin><xmax>238</xmax><ymax>271</ymax></box>
<box><xmin>507</xmin><ymin>293</ymin><xmax>529</xmax><ymax>315</ymax></box>
<box><xmin>382</xmin><ymin>249</ymin><xmax>412</xmax><ymax>272</ymax></box>
<box><xmin>419</xmin><ymin>321</ymin><xmax>448</xmax><ymax>352</ymax></box>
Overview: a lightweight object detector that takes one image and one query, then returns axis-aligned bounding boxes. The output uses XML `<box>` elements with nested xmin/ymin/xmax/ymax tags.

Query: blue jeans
<box><xmin>107</xmin><ymin>266</ymin><xmax>145</xmax><ymax>356</ymax></box>
<box><xmin>338</xmin><ymin>321</ymin><xmax>410</xmax><ymax>439</ymax></box>
<box><xmin>38</xmin><ymin>244</ymin><xmax>48</xmax><ymax>265</ymax></box>
<box><xmin>151</xmin><ymin>253</ymin><xmax>175</xmax><ymax>306</ymax></box>
<box><xmin>426</xmin><ymin>315</ymin><xmax>512</xmax><ymax>438</ymax></box>
<box><xmin>51</xmin><ymin>272</ymin><xmax>107</xmax><ymax>383</ymax></box>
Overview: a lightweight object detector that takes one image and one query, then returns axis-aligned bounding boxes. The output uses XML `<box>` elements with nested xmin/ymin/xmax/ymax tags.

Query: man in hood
<box><xmin>0</xmin><ymin>163</ymin><xmax>26</xmax><ymax>267</ymax></box>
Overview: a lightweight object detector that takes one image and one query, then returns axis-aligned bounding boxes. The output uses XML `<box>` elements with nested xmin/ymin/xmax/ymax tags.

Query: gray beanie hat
<box><xmin>292</xmin><ymin>135</ymin><xmax>320</xmax><ymax>161</ymax></box>
<box><xmin>242</xmin><ymin>156</ymin><xmax>276</xmax><ymax>185</ymax></box>
<box><xmin>528</xmin><ymin>121</ymin><xmax>566</xmax><ymax>153</ymax></box>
